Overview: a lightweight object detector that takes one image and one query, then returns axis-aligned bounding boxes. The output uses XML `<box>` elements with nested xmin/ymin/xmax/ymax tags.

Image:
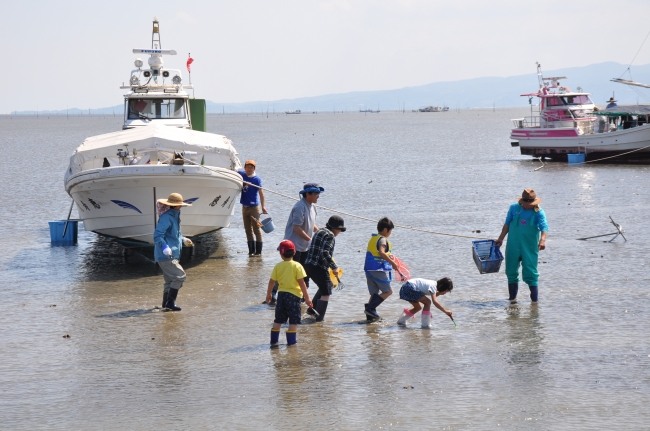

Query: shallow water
<box><xmin>1</xmin><ymin>111</ymin><xmax>650</xmax><ymax>429</ymax></box>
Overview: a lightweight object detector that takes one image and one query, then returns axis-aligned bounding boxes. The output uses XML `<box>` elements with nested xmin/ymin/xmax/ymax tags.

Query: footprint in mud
<box><xmin>96</xmin><ymin>308</ymin><xmax>160</xmax><ymax>318</ymax></box>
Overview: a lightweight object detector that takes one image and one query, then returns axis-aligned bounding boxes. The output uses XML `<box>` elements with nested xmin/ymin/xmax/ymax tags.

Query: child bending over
<box><xmin>397</xmin><ymin>277</ymin><xmax>454</xmax><ymax>328</ymax></box>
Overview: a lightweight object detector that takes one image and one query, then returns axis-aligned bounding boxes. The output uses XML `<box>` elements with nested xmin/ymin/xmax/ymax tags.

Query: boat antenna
<box><xmin>536</xmin><ymin>62</ymin><xmax>544</xmax><ymax>89</ymax></box>
<box><xmin>152</xmin><ymin>17</ymin><xmax>161</xmax><ymax>49</ymax></box>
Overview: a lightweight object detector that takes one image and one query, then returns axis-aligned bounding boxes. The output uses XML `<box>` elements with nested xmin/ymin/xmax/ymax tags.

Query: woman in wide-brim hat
<box><xmin>153</xmin><ymin>192</ymin><xmax>192</xmax><ymax>312</ymax></box>
<box><xmin>495</xmin><ymin>189</ymin><xmax>549</xmax><ymax>305</ymax></box>
<box><xmin>158</xmin><ymin>192</ymin><xmax>192</xmax><ymax>207</ymax></box>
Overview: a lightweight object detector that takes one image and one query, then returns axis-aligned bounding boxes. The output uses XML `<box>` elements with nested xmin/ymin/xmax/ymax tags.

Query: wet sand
<box><xmin>1</xmin><ymin>111</ymin><xmax>649</xmax><ymax>429</ymax></box>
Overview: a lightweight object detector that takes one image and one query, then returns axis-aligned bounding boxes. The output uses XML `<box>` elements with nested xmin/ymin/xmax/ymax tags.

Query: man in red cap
<box><xmin>237</xmin><ymin>160</ymin><xmax>268</xmax><ymax>256</ymax></box>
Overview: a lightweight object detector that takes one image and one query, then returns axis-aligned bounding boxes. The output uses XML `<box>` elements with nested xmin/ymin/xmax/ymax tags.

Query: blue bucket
<box><xmin>49</xmin><ymin>220</ymin><xmax>78</xmax><ymax>245</ymax></box>
<box><xmin>567</xmin><ymin>154</ymin><xmax>586</xmax><ymax>164</ymax></box>
<box><xmin>261</xmin><ymin>216</ymin><xmax>275</xmax><ymax>234</ymax></box>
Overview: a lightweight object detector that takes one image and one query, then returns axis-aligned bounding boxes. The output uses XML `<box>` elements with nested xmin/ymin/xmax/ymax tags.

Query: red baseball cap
<box><xmin>277</xmin><ymin>240</ymin><xmax>296</xmax><ymax>254</ymax></box>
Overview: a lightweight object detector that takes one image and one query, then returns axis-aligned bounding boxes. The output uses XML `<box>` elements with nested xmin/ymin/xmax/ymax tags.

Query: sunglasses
<box><xmin>521</xmin><ymin>198</ymin><xmax>536</xmax><ymax>203</ymax></box>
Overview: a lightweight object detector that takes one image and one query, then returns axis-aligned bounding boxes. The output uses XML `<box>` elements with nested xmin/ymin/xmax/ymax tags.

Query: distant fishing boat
<box><xmin>285</xmin><ymin>109</ymin><xmax>301</xmax><ymax>114</ymax></box>
<box><xmin>418</xmin><ymin>106</ymin><xmax>443</xmax><ymax>112</ymax></box>
<box><xmin>64</xmin><ymin>18</ymin><xmax>243</xmax><ymax>246</ymax></box>
<box><xmin>510</xmin><ymin>63</ymin><xmax>650</xmax><ymax>163</ymax></box>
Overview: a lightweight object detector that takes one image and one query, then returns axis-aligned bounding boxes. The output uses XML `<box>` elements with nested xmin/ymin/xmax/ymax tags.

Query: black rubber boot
<box><xmin>247</xmin><ymin>241</ymin><xmax>255</xmax><ymax>256</ymax></box>
<box><xmin>315</xmin><ymin>299</ymin><xmax>329</xmax><ymax>322</ymax></box>
<box><xmin>254</xmin><ymin>242</ymin><xmax>263</xmax><ymax>256</ymax></box>
<box><xmin>164</xmin><ymin>288</ymin><xmax>182</xmax><ymax>311</ymax></box>
<box><xmin>307</xmin><ymin>291</ymin><xmax>322</xmax><ymax>316</ymax></box>
<box><xmin>364</xmin><ymin>294</ymin><xmax>385</xmax><ymax>320</ymax></box>
<box><xmin>508</xmin><ymin>283</ymin><xmax>519</xmax><ymax>303</ymax></box>
<box><xmin>162</xmin><ymin>289</ymin><xmax>169</xmax><ymax>308</ymax></box>
<box><xmin>529</xmin><ymin>285</ymin><xmax>539</xmax><ymax>302</ymax></box>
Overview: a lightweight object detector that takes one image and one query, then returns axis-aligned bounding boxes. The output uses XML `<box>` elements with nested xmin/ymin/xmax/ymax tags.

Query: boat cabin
<box><xmin>121</xmin><ymin>62</ymin><xmax>193</xmax><ymax>129</ymax></box>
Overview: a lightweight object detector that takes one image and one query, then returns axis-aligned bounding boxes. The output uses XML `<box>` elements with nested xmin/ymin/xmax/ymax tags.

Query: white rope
<box><xmin>571</xmin><ymin>143</ymin><xmax>650</xmax><ymax>165</ymax></box>
<box><xmin>182</xmin><ymin>156</ymin><xmax>490</xmax><ymax>240</ymax></box>
<box><xmin>532</xmin><ymin>143</ymin><xmax>650</xmax><ymax>170</ymax></box>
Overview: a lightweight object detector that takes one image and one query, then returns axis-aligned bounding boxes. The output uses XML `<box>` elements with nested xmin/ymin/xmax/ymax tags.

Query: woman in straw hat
<box><xmin>495</xmin><ymin>189</ymin><xmax>548</xmax><ymax>304</ymax></box>
<box><xmin>154</xmin><ymin>192</ymin><xmax>193</xmax><ymax>311</ymax></box>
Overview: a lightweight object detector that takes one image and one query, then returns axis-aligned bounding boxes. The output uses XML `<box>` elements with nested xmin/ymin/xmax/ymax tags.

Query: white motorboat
<box><xmin>64</xmin><ymin>18</ymin><xmax>242</xmax><ymax>245</ymax></box>
<box><xmin>510</xmin><ymin>63</ymin><xmax>650</xmax><ymax>163</ymax></box>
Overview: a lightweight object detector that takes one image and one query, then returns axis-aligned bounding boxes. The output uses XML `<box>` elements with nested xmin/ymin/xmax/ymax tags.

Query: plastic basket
<box><xmin>472</xmin><ymin>240</ymin><xmax>503</xmax><ymax>274</ymax></box>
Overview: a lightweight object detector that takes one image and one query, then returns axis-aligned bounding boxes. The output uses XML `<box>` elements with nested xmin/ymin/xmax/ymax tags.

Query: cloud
<box><xmin>176</xmin><ymin>11</ymin><xmax>196</xmax><ymax>24</ymax></box>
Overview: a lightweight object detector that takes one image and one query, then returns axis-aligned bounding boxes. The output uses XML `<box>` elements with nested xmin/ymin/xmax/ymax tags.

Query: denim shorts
<box><xmin>399</xmin><ymin>281</ymin><xmax>426</xmax><ymax>302</ymax></box>
<box><xmin>274</xmin><ymin>291</ymin><xmax>302</xmax><ymax>325</ymax></box>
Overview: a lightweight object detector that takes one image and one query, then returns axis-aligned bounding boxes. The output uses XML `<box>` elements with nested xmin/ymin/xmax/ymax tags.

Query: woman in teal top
<box><xmin>495</xmin><ymin>189</ymin><xmax>548</xmax><ymax>304</ymax></box>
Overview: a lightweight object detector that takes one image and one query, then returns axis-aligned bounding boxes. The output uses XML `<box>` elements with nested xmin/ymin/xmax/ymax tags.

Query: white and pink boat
<box><xmin>510</xmin><ymin>63</ymin><xmax>650</xmax><ymax>163</ymax></box>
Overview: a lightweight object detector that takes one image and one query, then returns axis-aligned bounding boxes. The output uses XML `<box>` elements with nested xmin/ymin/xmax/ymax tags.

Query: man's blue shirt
<box><xmin>238</xmin><ymin>170</ymin><xmax>262</xmax><ymax>207</ymax></box>
<box><xmin>504</xmin><ymin>203</ymin><xmax>549</xmax><ymax>232</ymax></box>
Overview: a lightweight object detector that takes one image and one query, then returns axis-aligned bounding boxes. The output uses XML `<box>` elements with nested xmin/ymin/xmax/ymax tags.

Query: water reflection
<box><xmin>504</xmin><ymin>304</ymin><xmax>544</xmax><ymax>367</ymax></box>
<box><xmin>150</xmin><ymin>313</ymin><xmax>191</xmax><ymax>392</ymax></box>
<box><xmin>502</xmin><ymin>304</ymin><xmax>547</xmax><ymax>419</ymax></box>
<box><xmin>77</xmin><ymin>232</ymin><xmax>224</xmax><ymax>282</ymax></box>
<box><xmin>270</xmin><ymin>347</ymin><xmax>308</xmax><ymax>413</ymax></box>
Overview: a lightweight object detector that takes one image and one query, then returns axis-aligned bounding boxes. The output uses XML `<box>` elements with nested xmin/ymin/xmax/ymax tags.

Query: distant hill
<box><xmin>207</xmin><ymin>62</ymin><xmax>650</xmax><ymax>113</ymax></box>
<box><xmin>14</xmin><ymin>62</ymin><xmax>650</xmax><ymax>115</ymax></box>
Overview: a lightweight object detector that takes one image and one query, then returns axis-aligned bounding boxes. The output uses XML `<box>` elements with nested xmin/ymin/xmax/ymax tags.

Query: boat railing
<box><xmin>512</xmin><ymin>116</ymin><xmax>541</xmax><ymax>128</ymax></box>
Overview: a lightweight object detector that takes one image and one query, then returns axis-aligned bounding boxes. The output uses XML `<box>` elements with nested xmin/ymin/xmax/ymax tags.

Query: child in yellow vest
<box><xmin>266</xmin><ymin>240</ymin><xmax>313</xmax><ymax>347</ymax></box>
<box><xmin>363</xmin><ymin>217</ymin><xmax>399</xmax><ymax>321</ymax></box>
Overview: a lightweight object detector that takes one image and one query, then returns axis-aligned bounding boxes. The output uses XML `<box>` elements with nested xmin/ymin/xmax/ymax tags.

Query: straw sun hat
<box><xmin>517</xmin><ymin>188</ymin><xmax>541</xmax><ymax>206</ymax></box>
<box><xmin>158</xmin><ymin>193</ymin><xmax>192</xmax><ymax>207</ymax></box>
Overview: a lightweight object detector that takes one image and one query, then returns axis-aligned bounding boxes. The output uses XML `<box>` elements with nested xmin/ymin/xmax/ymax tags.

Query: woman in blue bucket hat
<box><xmin>495</xmin><ymin>189</ymin><xmax>548</xmax><ymax>305</ymax></box>
<box><xmin>266</xmin><ymin>183</ymin><xmax>324</xmax><ymax>305</ymax></box>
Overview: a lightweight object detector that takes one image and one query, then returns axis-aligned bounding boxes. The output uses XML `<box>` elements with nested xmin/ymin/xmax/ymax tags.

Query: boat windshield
<box><xmin>546</xmin><ymin>95</ymin><xmax>593</xmax><ymax>106</ymax></box>
<box><xmin>128</xmin><ymin>98</ymin><xmax>186</xmax><ymax>119</ymax></box>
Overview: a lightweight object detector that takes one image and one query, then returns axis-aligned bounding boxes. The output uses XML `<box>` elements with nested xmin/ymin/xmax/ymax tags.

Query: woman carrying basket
<box><xmin>495</xmin><ymin>189</ymin><xmax>549</xmax><ymax>304</ymax></box>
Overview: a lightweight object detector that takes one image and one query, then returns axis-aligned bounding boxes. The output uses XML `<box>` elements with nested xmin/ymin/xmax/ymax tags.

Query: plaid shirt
<box><xmin>305</xmin><ymin>227</ymin><xmax>337</xmax><ymax>270</ymax></box>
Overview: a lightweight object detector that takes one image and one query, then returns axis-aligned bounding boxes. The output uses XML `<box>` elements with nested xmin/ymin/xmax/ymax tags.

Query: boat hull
<box><xmin>511</xmin><ymin>124</ymin><xmax>650</xmax><ymax>163</ymax></box>
<box><xmin>65</xmin><ymin>165</ymin><xmax>243</xmax><ymax>244</ymax></box>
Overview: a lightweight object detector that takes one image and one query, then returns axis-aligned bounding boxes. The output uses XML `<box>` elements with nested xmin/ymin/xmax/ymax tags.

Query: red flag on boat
<box><xmin>186</xmin><ymin>56</ymin><xmax>194</xmax><ymax>73</ymax></box>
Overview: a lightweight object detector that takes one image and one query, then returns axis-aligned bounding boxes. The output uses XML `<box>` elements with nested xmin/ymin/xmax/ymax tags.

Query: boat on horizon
<box><xmin>285</xmin><ymin>109</ymin><xmax>301</xmax><ymax>114</ymax></box>
<box><xmin>418</xmin><ymin>106</ymin><xmax>443</xmax><ymax>112</ymax></box>
<box><xmin>64</xmin><ymin>18</ymin><xmax>243</xmax><ymax>246</ymax></box>
<box><xmin>510</xmin><ymin>63</ymin><xmax>650</xmax><ymax>163</ymax></box>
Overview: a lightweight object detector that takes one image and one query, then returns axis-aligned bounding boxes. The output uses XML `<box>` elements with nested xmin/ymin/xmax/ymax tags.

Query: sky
<box><xmin>2</xmin><ymin>0</ymin><xmax>650</xmax><ymax>113</ymax></box>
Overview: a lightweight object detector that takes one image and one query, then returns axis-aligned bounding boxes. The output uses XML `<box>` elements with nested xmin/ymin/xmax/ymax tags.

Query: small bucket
<box><xmin>261</xmin><ymin>215</ymin><xmax>275</xmax><ymax>233</ymax></box>
<box><xmin>49</xmin><ymin>220</ymin><xmax>78</xmax><ymax>245</ymax></box>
